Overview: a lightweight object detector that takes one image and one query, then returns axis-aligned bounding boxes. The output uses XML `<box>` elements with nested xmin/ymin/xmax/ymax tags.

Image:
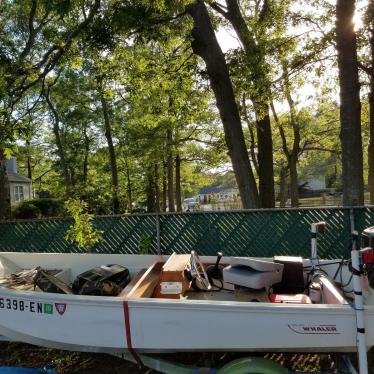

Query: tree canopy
<box><xmin>0</xmin><ymin>0</ymin><xmax>372</xmax><ymax>217</ymax></box>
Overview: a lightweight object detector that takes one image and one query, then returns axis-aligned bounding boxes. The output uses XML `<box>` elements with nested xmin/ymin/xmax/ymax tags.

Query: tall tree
<box><xmin>336</xmin><ymin>0</ymin><xmax>364</xmax><ymax>205</ymax></box>
<box><xmin>0</xmin><ymin>0</ymin><xmax>101</xmax><ymax>218</ymax></box>
<box><xmin>271</xmin><ymin>62</ymin><xmax>301</xmax><ymax>207</ymax></box>
<box><xmin>43</xmin><ymin>81</ymin><xmax>72</xmax><ymax>192</ymax></box>
<box><xmin>210</xmin><ymin>0</ymin><xmax>275</xmax><ymax>207</ymax></box>
<box><xmin>186</xmin><ymin>0</ymin><xmax>259</xmax><ymax>208</ymax></box>
<box><xmin>363</xmin><ymin>0</ymin><xmax>374</xmax><ymax>203</ymax></box>
<box><xmin>96</xmin><ymin>75</ymin><xmax>120</xmax><ymax>213</ymax></box>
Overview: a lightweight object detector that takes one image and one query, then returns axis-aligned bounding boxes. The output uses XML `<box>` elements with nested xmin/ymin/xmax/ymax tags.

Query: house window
<box><xmin>14</xmin><ymin>186</ymin><xmax>25</xmax><ymax>202</ymax></box>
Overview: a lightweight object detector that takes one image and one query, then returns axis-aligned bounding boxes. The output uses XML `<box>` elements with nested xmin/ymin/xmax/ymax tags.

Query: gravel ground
<box><xmin>1</xmin><ymin>342</ymin><xmax>373</xmax><ymax>373</ymax></box>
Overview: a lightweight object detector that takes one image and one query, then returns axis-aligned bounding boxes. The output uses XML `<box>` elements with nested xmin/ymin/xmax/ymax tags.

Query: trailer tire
<box><xmin>217</xmin><ymin>357</ymin><xmax>288</xmax><ymax>374</ymax></box>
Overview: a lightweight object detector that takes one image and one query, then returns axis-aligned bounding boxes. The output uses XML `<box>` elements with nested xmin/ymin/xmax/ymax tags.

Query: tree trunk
<box><xmin>279</xmin><ymin>166</ymin><xmax>288</xmax><ymax>208</ymax></box>
<box><xmin>125</xmin><ymin>159</ymin><xmax>133</xmax><ymax>213</ymax></box>
<box><xmin>368</xmin><ymin>22</ymin><xmax>374</xmax><ymax>204</ymax></box>
<box><xmin>175</xmin><ymin>154</ymin><xmax>182</xmax><ymax>211</ymax></box>
<box><xmin>98</xmin><ymin>87</ymin><xmax>120</xmax><ymax>214</ymax></box>
<box><xmin>283</xmin><ymin>64</ymin><xmax>300</xmax><ymax>207</ymax></box>
<box><xmin>83</xmin><ymin>125</ymin><xmax>89</xmax><ymax>185</ymax></box>
<box><xmin>289</xmin><ymin>156</ymin><xmax>299</xmax><ymax>207</ymax></box>
<box><xmin>369</xmin><ymin>86</ymin><xmax>374</xmax><ymax>204</ymax></box>
<box><xmin>255</xmin><ymin>108</ymin><xmax>275</xmax><ymax>207</ymax></box>
<box><xmin>0</xmin><ymin>150</ymin><xmax>11</xmax><ymax>220</ymax></box>
<box><xmin>241</xmin><ymin>95</ymin><xmax>259</xmax><ymax>175</ymax></box>
<box><xmin>336</xmin><ymin>0</ymin><xmax>364</xmax><ymax>206</ymax></box>
<box><xmin>187</xmin><ymin>0</ymin><xmax>259</xmax><ymax>208</ymax></box>
<box><xmin>167</xmin><ymin>128</ymin><xmax>175</xmax><ymax>212</ymax></box>
<box><xmin>146</xmin><ymin>166</ymin><xmax>157</xmax><ymax>213</ymax></box>
<box><xmin>248</xmin><ymin>123</ymin><xmax>259</xmax><ymax>176</ymax></box>
<box><xmin>44</xmin><ymin>91</ymin><xmax>72</xmax><ymax>191</ymax></box>
<box><xmin>216</xmin><ymin>0</ymin><xmax>275</xmax><ymax>208</ymax></box>
<box><xmin>26</xmin><ymin>139</ymin><xmax>32</xmax><ymax>180</ymax></box>
<box><xmin>162</xmin><ymin>161</ymin><xmax>167</xmax><ymax>212</ymax></box>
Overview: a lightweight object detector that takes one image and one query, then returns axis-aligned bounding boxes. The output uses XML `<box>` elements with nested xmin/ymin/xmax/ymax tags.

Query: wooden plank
<box><xmin>125</xmin><ymin>261</ymin><xmax>163</xmax><ymax>299</ymax></box>
<box><xmin>118</xmin><ymin>269</ymin><xmax>146</xmax><ymax>297</ymax></box>
<box><xmin>162</xmin><ymin>253</ymin><xmax>191</xmax><ymax>272</ymax></box>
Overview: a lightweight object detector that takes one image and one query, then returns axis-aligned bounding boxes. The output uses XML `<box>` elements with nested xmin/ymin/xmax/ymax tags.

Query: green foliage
<box><xmin>34</xmin><ymin>198</ymin><xmax>64</xmax><ymax>217</ymax></box>
<box><xmin>64</xmin><ymin>198</ymin><xmax>102</xmax><ymax>252</ymax></box>
<box><xmin>12</xmin><ymin>202</ymin><xmax>41</xmax><ymax>219</ymax></box>
<box><xmin>13</xmin><ymin>198</ymin><xmax>64</xmax><ymax>219</ymax></box>
<box><xmin>138</xmin><ymin>234</ymin><xmax>153</xmax><ymax>254</ymax></box>
<box><xmin>0</xmin><ymin>0</ymin><xmax>370</xmax><ymax>214</ymax></box>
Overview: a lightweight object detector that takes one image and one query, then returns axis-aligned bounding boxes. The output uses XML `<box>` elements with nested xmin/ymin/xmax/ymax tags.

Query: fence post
<box><xmin>349</xmin><ymin>208</ymin><xmax>356</xmax><ymax>233</ymax></box>
<box><xmin>156</xmin><ymin>214</ymin><xmax>162</xmax><ymax>255</ymax></box>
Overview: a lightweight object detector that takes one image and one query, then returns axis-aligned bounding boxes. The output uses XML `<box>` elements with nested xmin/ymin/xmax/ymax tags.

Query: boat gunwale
<box><xmin>0</xmin><ymin>286</ymin><xmax>364</xmax><ymax>316</ymax></box>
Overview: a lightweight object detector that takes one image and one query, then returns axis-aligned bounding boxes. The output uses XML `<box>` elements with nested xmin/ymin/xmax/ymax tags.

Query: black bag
<box><xmin>72</xmin><ymin>264</ymin><xmax>131</xmax><ymax>296</ymax></box>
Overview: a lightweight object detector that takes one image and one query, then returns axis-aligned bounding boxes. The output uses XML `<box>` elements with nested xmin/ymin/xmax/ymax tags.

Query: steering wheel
<box><xmin>189</xmin><ymin>250</ymin><xmax>211</xmax><ymax>290</ymax></box>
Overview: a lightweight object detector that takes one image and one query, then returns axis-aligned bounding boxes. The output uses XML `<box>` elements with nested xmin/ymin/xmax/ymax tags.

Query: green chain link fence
<box><xmin>0</xmin><ymin>207</ymin><xmax>373</xmax><ymax>258</ymax></box>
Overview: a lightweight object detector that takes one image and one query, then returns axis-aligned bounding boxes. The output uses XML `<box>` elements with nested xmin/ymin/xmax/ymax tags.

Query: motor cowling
<box><xmin>72</xmin><ymin>264</ymin><xmax>131</xmax><ymax>296</ymax></box>
<box><xmin>360</xmin><ymin>227</ymin><xmax>374</xmax><ymax>288</ymax></box>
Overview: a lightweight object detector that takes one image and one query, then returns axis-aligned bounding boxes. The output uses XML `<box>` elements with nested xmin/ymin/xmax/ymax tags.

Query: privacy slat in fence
<box><xmin>159</xmin><ymin>208</ymin><xmax>353</xmax><ymax>258</ymax></box>
<box><xmin>0</xmin><ymin>207</ymin><xmax>372</xmax><ymax>258</ymax></box>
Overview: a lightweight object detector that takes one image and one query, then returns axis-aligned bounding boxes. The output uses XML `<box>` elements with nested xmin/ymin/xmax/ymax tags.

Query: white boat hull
<box><xmin>0</xmin><ymin>252</ymin><xmax>373</xmax><ymax>353</ymax></box>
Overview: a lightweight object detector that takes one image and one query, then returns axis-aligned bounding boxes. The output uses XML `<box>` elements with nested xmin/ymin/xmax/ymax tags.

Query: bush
<box><xmin>13</xmin><ymin>198</ymin><xmax>64</xmax><ymax>219</ymax></box>
<box><xmin>33</xmin><ymin>198</ymin><xmax>64</xmax><ymax>217</ymax></box>
<box><xmin>13</xmin><ymin>203</ymin><xmax>41</xmax><ymax>219</ymax></box>
<box><xmin>64</xmin><ymin>198</ymin><xmax>102</xmax><ymax>252</ymax></box>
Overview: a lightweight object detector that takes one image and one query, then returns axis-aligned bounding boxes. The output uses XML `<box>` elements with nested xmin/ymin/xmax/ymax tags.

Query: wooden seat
<box><xmin>153</xmin><ymin>253</ymin><xmax>192</xmax><ymax>299</ymax></box>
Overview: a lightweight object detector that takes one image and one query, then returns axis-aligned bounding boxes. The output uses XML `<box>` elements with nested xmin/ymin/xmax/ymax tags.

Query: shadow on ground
<box><xmin>1</xmin><ymin>342</ymin><xmax>373</xmax><ymax>373</ymax></box>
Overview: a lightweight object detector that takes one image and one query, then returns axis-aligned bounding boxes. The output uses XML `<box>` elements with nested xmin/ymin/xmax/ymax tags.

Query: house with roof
<box><xmin>198</xmin><ymin>186</ymin><xmax>239</xmax><ymax>203</ymax></box>
<box><xmin>6</xmin><ymin>157</ymin><xmax>33</xmax><ymax>203</ymax></box>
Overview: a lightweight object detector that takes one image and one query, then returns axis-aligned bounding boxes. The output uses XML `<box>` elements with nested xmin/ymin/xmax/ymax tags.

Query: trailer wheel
<box><xmin>217</xmin><ymin>357</ymin><xmax>289</xmax><ymax>374</ymax></box>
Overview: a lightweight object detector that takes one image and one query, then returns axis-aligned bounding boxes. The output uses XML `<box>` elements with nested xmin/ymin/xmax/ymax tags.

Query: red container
<box><xmin>269</xmin><ymin>293</ymin><xmax>312</xmax><ymax>304</ymax></box>
<box><xmin>361</xmin><ymin>248</ymin><xmax>374</xmax><ymax>265</ymax></box>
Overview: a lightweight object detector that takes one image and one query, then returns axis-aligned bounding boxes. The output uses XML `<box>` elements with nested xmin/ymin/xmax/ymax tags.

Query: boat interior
<box><xmin>0</xmin><ymin>251</ymin><xmax>350</xmax><ymax>306</ymax></box>
<box><xmin>121</xmin><ymin>252</ymin><xmax>349</xmax><ymax>305</ymax></box>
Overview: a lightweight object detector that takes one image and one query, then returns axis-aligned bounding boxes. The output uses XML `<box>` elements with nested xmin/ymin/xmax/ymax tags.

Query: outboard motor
<box><xmin>72</xmin><ymin>264</ymin><xmax>131</xmax><ymax>296</ymax></box>
<box><xmin>361</xmin><ymin>227</ymin><xmax>374</xmax><ymax>288</ymax></box>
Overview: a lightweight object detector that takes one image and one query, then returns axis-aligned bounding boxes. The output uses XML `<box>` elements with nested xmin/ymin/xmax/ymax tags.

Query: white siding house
<box><xmin>6</xmin><ymin>158</ymin><xmax>33</xmax><ymax>203</ymax></box>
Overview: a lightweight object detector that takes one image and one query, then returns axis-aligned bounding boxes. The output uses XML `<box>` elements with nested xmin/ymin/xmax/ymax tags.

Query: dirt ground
<box><xmin>0</xmin><ymin>342</ymin><xmax>142</xmax><ymax>373</ymax></box>
<box><xmin>1</xmin><ymin>342</ymin><xmax>373</xmax><ymax>373</ymax></box>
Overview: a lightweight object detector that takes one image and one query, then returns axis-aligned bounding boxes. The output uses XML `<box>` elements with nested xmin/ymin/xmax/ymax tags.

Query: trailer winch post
<box><xmin>351</xmin><ymin>230</ymin><xmax>369</xmax><ymax>374</ymax></box>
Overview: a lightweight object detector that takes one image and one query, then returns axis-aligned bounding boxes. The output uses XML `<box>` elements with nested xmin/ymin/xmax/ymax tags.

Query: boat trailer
<box><xmin>111</xmin><ymin>351</ymin><xmax>359</xmax><ymax>374</ymax></box>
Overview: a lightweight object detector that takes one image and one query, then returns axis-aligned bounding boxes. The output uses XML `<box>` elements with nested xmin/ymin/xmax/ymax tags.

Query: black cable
<box><xmin>332</xmin><ymin>259</ymin><xmax>345</xmax><ymax>281</ymax></box>
<box><xmin>340</xmin><ymin>272</ymin><xmax>353</xmax><ymax>288</ymax></box>
<box><xmin>192</xmin><ymin>277</ymin><xmax>225</xmax><ymax>292</ymax></box>
<box><xmin>303</xmin><ymin>260</ymin><xmax>350</xmax><ymax>270</ymax></box>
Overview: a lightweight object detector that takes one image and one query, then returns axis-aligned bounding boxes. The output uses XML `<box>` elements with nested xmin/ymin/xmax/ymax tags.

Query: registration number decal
<box><xmin>0</xmin><ymin>297</ymin><xmax>59</xmax><ymax>315</ymax></box>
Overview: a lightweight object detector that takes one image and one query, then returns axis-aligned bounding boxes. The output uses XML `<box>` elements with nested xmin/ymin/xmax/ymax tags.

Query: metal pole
<box><xmin>351</xmin><ymin>231</ymin><xmax>368</xmax><ymax>374</ymax></box>
<box><xmin>310</xmin><ymin>221</ymin><xmax>327</xmax><ymax>269</ymax></box>
<box><xmin>156</xmin><ymin>214</ymin><xmax>161</xmax><ymax>255</ymax></box>
<box><xmin>350</xmin><ymin>208</ymin><xmax>355</xmax><ymax>234</ymax></box>
<box><xmin>311</xmin><ymin>223</ymin><xmax>318</xmax><ymax>268</ymax></box>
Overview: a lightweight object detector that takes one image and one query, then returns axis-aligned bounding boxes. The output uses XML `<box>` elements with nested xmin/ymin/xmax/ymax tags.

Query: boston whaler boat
<box><xmin>0</xmin><ymin>222</ymin><xmax>374</xmax><ymax>373</ymax></box>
